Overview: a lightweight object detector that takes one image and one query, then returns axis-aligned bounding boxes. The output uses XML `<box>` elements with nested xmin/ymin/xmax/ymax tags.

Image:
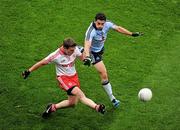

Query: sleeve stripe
<box><xmin>46</xmin><ymin>50</ymin><xmax>60</xmax><ymax>63</ymax></box>
<box><xmin>86</xmin><ymin>25</ymin><xmax>94</xmax><ymax>41</ymax></box>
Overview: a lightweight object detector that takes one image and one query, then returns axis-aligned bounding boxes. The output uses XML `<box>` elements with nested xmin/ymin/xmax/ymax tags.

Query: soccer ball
<box><xmin>138</xmin><ymin>88</ymin><xmax>152</xmax><ymax>101</ymax></box>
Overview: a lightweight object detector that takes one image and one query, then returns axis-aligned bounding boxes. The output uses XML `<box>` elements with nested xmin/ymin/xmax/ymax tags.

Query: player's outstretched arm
<box><xmin>114</xmin><ymin>25</ymin><xmax>143</xmax><ymax>37</ymax></box>
<box><xmin>22</xmin><ymin>59</ymin><xmax>48</xmax><ymax>79</ymax></box>
<box><xmin>114</xmin><ymin>25</ymin><xmax>132</xmax><ymax>35</ymax></box>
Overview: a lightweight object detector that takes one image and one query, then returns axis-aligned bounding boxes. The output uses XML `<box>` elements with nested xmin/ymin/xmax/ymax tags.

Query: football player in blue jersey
<box><xmin>83</xmin><ymin>13</ymin><xmax>143</xmax><ymax>108</ymax></box>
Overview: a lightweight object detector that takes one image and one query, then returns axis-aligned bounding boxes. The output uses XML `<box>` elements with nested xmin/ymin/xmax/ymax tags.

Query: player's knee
<box><xmin>78</xmin><ymin>96</ymin><xmax>87</xmax><ymax>103</ymax></box>
<box><xmin>100</xmin><ymin>72</ymin><xmax>108</xmax><ymax>80</ymax></box>
<box><xmin>102</xmin><ymin>80</ymin><xmax>109</xmax><ymax>85</ymax></box>
<box><xmin>74</xmin><ymin>88</ymin><xmax>85</xmax><ymax>98</ymax></box>
<box><xmin>77</xmin><ymin>91</ymin><xmax>86</xmax><ymax>100</ymax></box>
<box><xmin>70</xmin><ymin>86</ymin><xmax>81</xmax><ymax>96</ymax></box>
<box><xmin>78</xmin><ymin>92</ymin><xmax>86</xmax><ymax>100</ymax></box>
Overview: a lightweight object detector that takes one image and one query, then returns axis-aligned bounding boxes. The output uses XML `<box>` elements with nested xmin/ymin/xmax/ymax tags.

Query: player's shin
<box><xmin>79</xmin><ymin>96</ymin><xmax>96</xmax><ymax>109</ymax></box>
<box><xmin>102</xmin><ymin>80</ymin><xmax>115</xmax><ymax>101</ymax></box>
<box><xmin>55</xmin><ymin>100</ymin><xmax>76</xmax><ymax>109</ymax></box>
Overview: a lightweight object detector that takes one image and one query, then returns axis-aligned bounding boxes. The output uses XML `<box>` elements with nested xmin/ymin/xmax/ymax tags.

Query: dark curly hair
<box><xmin>95</xmin><ymin>13</ymin><xmax>106</xmax><ymax>21</ymax></box>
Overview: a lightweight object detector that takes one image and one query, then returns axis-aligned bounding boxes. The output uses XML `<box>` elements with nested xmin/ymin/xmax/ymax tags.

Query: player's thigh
<box><xmin>94</xmin><ymin>61</ymin><xmax>107</xmax><ymax>74</ymax></box>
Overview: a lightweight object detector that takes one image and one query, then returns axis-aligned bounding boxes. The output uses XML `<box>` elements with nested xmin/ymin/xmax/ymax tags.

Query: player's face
<box><xmin>64</xmin><ymin>47</ymin><xmax>75</xmax><ymax>56</ymax></box>
<box><xmin>95</xmin><ymin>20</ymin><xmax>105</xmax><ymax>30</ymax></box>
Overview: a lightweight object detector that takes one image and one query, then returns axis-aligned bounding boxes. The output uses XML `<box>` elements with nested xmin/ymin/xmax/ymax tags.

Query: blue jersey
<box><xmin>85</xmin><ymin>20</ymin><xmax>116</xmax><ymax>52</ymax></box>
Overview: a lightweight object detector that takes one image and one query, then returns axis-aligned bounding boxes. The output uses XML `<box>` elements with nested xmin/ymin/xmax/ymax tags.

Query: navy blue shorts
<box><xmin>91</xmin><ymin>48</ymin><xmax>104</xmax><ymax>65</ymax></box>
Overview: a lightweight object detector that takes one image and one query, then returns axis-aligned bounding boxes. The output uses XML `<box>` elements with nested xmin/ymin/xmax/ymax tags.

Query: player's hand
<box><xmin>83</xmin><ymin>56</ymin><xmax>92</xmax><ymax>66</ymax></box>
<box><xmin>22</xmin><ymin>70</ymin><xmax>30</xmax><ymax>79</ymax></box>
<box><xmin>132</xmin><ymin>32</ymin><xmax>144</xmax><ymax>37</ymax></box>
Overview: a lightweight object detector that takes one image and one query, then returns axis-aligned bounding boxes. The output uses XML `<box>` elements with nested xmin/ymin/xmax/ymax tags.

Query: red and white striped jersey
<box><xmin>44</xmin><ymin>46</ymin><xmax>82</xmax><ymax>76</ymax></box>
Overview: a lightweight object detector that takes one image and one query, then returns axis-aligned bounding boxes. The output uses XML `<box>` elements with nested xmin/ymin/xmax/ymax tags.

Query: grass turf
<box><xmin>0</xmin><ymin>0</ymin><xmax>180</xmax><ymax>129</ymax></box>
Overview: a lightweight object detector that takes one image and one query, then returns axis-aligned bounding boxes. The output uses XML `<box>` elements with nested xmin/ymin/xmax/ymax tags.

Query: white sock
<box><xmin>102</xmin><ymin>82</ymin><xmax>115</xmax><ymax>101</ymax></box>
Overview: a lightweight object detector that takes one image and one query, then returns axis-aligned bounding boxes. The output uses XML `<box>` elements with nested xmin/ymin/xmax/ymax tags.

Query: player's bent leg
<box><xmin>102</xmin><ymin>80</ymin><xmax>120</xmax><ymax>107</ymax></box>
<box><xmin>42</xmin><ymin>98</ymin><xmax>78</xmax><ymax>119</ymax></box>
<box><xmin>71</xmin><ymin>87</ymin><xmax>95</xmax><ymax>108</ymax></box>
<box><xmin>55</xmin><ymin>87</ymin><xmax>79</xmax><ymax>109</ymax></box>
<box><xmin>71</xmin><ymin>87</ymin><xmax>106</xmax><ymax>114</ymax></box>
<box><xmin>94</xmin><ymin>61</ymin><xmax>108</xmax><ymax>81</ymax></box>
<box><xmin>42</xmin><ymin>87</ymin><xmax>79</xmax><ymax>118</ymax></box>
<box><xmin>55</xmin><ymin>96</ymin><xmax>77</xmax><ymax>109</ymax></box>
<box><xmin>94</xmin><ymin>61</ymin><xmax>120</xmax><ymax>108</ymax></box>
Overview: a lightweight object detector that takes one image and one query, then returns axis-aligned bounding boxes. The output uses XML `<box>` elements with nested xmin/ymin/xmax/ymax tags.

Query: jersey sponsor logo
<box><xmin>61</xmin><ymin>61</ymin><xmax>75</xmax><ymax>67</ymax></box>
<box><xmin>95</xmin><ymin>31</ymin><xmax>105</xmax><ymax>42</ymax></box>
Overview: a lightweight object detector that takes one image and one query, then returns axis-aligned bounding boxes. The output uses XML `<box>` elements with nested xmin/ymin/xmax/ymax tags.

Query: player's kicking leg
<box><xmin>42</xmin><ymin>87</ymin><xmax>79</xmax><ymax>118</ymax></box>
<box><xmin>42</xmin><ymin>98</ymin><xmax>79</xmax><ymax>118</ymax></box>
<box><xmin>94</xmin><ymin>61</ymin><xmax>120</xmax><ymax>108</ymax></box>
<box><xmin>71</xmin><ymin>86</ymin><xmax>106</xmax><ymax>114</ymax></box>
<box><xmin>42</xmin><ymin>86</ymin><xmax>105</xmax><ymax>118</ymax></box>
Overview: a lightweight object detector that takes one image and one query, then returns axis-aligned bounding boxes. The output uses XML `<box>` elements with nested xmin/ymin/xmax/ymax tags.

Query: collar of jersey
<box><xmin>92</xmin><ymin>22</ymin><xmax>98</xmax><ymax>30</ymax></box>
<box><xmin>59</xmin><ymin>47</ymin><xmax>65</xmax><ymax>55</ymax></box>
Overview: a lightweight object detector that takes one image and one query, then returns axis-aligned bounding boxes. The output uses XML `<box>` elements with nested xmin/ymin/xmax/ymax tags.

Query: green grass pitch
<box><xmin>0</xmin><ymin>0</ymin><xmax>180</xmax><ymax>129</ymax></box>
